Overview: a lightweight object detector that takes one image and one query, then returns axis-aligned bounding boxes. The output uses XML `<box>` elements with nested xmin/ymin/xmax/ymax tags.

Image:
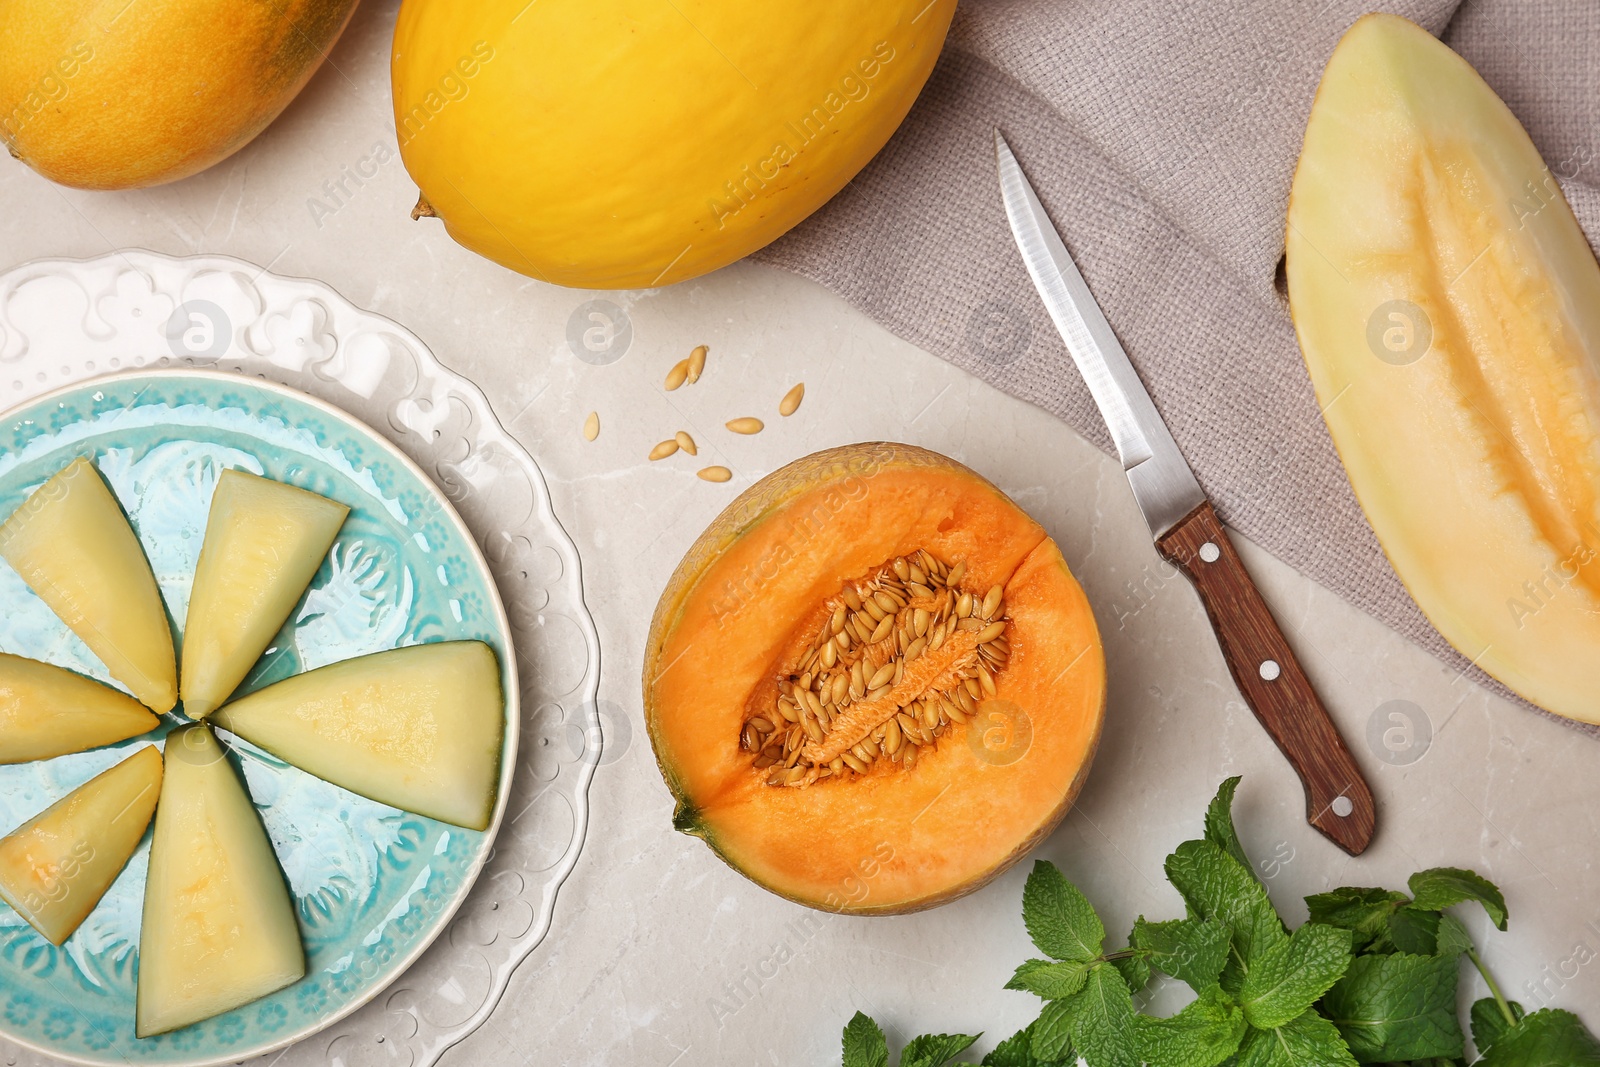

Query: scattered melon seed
<box><xmin>649</xmin><ymin>439</ymin><xmax>679</xmax><ymax>461</ymax></box>
<box><xmin>687</xmin><ymin>345</ymin><xmax>708</xmax><ymax>383</ymax></box>
<box><xmin>675</xmin><ymin>430</ymin><xmax>698</xmax><ymax>456</ymax></box>
<box><xmin>726</xmin><ymin>417</ymin><xmax>764</xmax><ymax>435</ymax></box>
<box><xmin>664</xmin><ymin>359</ymin><xmax>690</xmax><ymax>391</ymax></box>
<box><xmin>582</xmin><ymin>411</ymin><xmax>600</xmax><ymax>441</ymax></box>
<box><xmin>779</xmin><ymin>382</ymin><xmax>805</xmax><ymax>417</ymax></box>
<box><xmin>698</xmin><ymin>465</ymin><xmax>732</xmax><ymax>482</ymax></box>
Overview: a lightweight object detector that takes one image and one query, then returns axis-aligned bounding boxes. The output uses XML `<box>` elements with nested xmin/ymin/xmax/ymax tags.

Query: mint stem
<box><xmin>1466</xmin><ymin>946</ymin><xmax>1516</xmax><ymax>1027</ymax></box>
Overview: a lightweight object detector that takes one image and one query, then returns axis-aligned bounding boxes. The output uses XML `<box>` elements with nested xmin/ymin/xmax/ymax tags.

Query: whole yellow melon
<box><xmin>0</xmin><ymin>0</ymin><xmax>359</xmax><ymax>190</ymax></box>
<box><xmin>390</xmin><ymin>0</ymin><xmax>956</xmax><ymax>288</ymax></box>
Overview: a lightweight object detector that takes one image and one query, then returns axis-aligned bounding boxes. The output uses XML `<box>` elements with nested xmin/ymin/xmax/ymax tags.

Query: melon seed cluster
<box><xmin>583</xmin><ymin>344</ymin><xmax>805</xmax><ymax>486</ymax></box>
<box><xmin>743</xmin><ymin>550</ymin><xmax>1011</xmax><ymax>787</ymax></box>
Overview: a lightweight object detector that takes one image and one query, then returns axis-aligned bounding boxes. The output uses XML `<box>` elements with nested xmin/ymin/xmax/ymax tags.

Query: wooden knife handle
<box><xmin>1156</xmin><ymin>502</ymin><xmax>1376</xmax><ymax>855</ymax></box>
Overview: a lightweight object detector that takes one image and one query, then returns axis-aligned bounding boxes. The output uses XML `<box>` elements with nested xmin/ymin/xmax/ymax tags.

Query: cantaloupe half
<box><xmin>0</xmin><ymin>458</ymin><xmax>177</xmax><ymax>713</ymax></box>
<box><xmin>137</xmin><ymin>724</ymin><xmax>304</xmax><ymax>1038</ymax></box>
<box><xmin>644</xmin><ymin>444</ymin><xmax>1106</xmax><ymax>913</ymax></box>
<box><xmin>0</xmin><ymin>745</ymin><xmax>161</xmax><ymax>945</ymax></box>
<box><xmin>1287</xmin><ymin>14</ymin><xmax>1600</xmax><ymax>723</ymax></box>
<box><xmin>210</xmin><ymin>642</ymin><xmax>505</xmax><ymax>831</ymax></box>
<box><xmin>181</xmin><ymin>470</ymin><xmax>349</xmax><ymax>719</ymax></box>
<box><xmin>0</xmin><ymin>653</ymin><xmax>159</xmax><ymax>763</ymax></box>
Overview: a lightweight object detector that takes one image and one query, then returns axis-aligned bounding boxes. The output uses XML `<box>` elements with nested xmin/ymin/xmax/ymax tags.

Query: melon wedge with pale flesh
<box><xmin>0</xmin><ymin>458</ymin><xmax>177</xmax><ymax>713</ymax></box>
<box><xmin>181</xmin><ymin>470</ymin><xmax>349</xmax><ymax>719</ymax></box>
<box><xmin>137</xmin><ymin>723</ymin><xmax>304</xmax><ymax>1038</ymax></box>
<box><xmin>1287</xmin><ymin>14</ymin><xmax>1600</xmax><ymax>723</ymax></box>
<box><xmin>210</xmin><ymin>642</ymin><xmax>504</xmax><ymax>831</ymax></box>
<box><xmin>0</xmin><ymin>653</ymin><xmax>159</xmax><ymax>763</ymax></box>
<box><xmin>0</xmin><ymin>745</ymin><xmax>162</xmax><ymax>945</ymax></box>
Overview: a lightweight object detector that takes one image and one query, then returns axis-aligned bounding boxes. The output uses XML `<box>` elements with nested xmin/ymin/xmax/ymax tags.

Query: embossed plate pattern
<box><xmin>0</xmin><ymin>252</ymin><xmax>602</xmax><ymax>1067</ymax></box>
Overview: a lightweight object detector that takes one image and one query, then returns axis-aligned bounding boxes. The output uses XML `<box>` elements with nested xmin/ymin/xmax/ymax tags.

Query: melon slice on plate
<box><xmin>136</xmin><ymin>723</ymin><xmax>304</xmax><ymax>1038</ymax></box>
<box><xmin>0</xmin><ymin>745</ymin><xmax>162</xmax><ymax>945</ymax></box>
<box><xmin>210</xmin><ymin>642</ymin><xmax>504</xmax><ymax>831</ymax></box>
<box><xmin>0</xmin><ymin>457</ymin><xmax>177</xmax><ymax>713</ymax></box>
<box><xmin>0</xmin><ymin>653</ymin><xmax>159</xmax><ymax>763</ymax></box>
<box><xmin>181</xmin><ymin>470</ymin><xmax>349</xmax><ymax>719</ymax></box>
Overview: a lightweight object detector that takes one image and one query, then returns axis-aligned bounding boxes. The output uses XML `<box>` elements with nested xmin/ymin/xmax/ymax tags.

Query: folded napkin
<box><xmin>757</xmin><ymin>0</ymin><xmax>1600</xmax><ymax>735</ymax></box>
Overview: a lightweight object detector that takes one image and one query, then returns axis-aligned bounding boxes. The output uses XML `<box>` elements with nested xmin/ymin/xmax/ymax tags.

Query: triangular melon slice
<box><xmin>180</xmin><ymin>470</ymin><xmax>349</xmax><ymax>719</ymax></box>
<box><xmin>0</xmin><ymin>652</ymin><xmax>159</xmax><ymax>763</ymax></box>
<box><xmin>0</xmin><ymin>745</ymin><xmax>162</xmax><ymax>945</ymax></box>
<box><xmin>211</xmin><ymin>642</ymin><xmax>504</xmax><ymax>830</ymax></box>
<box><xmin>0</xmin><ymin>458</ymin><xmax>177</xmax><ymax>713</ymax></box>
<box><xmin>136</xmin><ymin>723</ymin><xmax>304</xmax><ymax>1038</ymax></box>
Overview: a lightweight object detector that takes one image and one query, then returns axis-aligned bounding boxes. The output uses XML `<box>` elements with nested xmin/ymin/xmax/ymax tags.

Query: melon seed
<box><xmin>582</xmin><ymin>411</ymin><xmax>600</xmax><ymax>441</ymax></box>
<box><xmin>698</xmin><ymin>466</ymin><xmax>732</xmax><ymax>482</ymax></box>
<box><xmin>726</xmin><ymin>417</ymin><xmax>764</xmax><ymax>435</ymax></box>
<box><xmin>688</xmin><ymin>345</ymin><xmax>708</xmax><ymax>383</ymax></box>
<box><xmin>675</xmin><ymin>430</ymin><xmax>698</xmax><ymax>455</ymax></box>
<box><xmin>649</xmin><ymin>439</ymin><xmax>679</xmax><ymax>461</ymax></box>
<box><xmin>665</xmin><ymin>359</ymin><xmax>690</xmax><ymax>391</ymax></box>
<box><xmin>779</xmin><ymin>382</ymin><xmax>805</xmax><ymax>416</ymax></box>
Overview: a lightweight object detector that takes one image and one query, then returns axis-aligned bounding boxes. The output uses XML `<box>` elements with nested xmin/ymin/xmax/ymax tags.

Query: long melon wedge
<box><xmin>136</xmin><ymin>723</ymin><xmax>304</xmax><ymax>1038</ymax></box>
<box><xmin>181</xmin><ymin>470</ymin><xmax>349</xmax><ymax>719</ymax></box>
<box><xmin>0</xmin><ymin>745</ymin><xmax>162</xmax><ymax>945</ymax></box>
<box><xmin>0</xmin><ymin>653</ymin><xmax>159</xmax><ymax>763</ymax></box>
<box><xmin>211</xmin><ymin>642</ymin><xmax>504</xmax><ymax>831</ymax></box>
<box><xmin>1287</xmin><ymin>14</ymin><xmax>1600</xmax><ymax>723</ymax></box>
<box><xmin>0</xmin><ymin>458</ymin><xmax>177</xmax><ymax>713</ymax></box>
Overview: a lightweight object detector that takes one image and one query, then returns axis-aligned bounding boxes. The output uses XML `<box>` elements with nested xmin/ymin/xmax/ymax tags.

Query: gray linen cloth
<box><xmin>756</xmin><ymin>0</ymin><xmax>1600</xmax><ymax>734</ymax></box>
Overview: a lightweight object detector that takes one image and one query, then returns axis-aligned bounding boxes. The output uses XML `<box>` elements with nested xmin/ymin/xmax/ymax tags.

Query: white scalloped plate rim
<box><xmin>0</xmin><ymin>250</ymin><xmax>603</xmax><ymax>1067</ymax></box>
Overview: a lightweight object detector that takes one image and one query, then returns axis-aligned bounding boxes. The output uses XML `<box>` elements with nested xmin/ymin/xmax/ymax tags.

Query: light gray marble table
<box><xmin>2</xmin><ymin>4</ymin><xmax>1594</xmax><ymax>1064</ymax></box>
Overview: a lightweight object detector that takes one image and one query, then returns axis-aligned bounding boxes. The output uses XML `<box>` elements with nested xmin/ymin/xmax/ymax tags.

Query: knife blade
<box><xmin>996</xmin><ymin>130</ymin><xmax>1376</xmax><ymax>855</ymax></box>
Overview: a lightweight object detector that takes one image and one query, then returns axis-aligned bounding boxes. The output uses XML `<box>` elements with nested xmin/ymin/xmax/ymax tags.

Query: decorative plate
<box><xmin>0</xmin><ymin>253</ymin><xmax>601</xmax><ymax>1067</ymax></box>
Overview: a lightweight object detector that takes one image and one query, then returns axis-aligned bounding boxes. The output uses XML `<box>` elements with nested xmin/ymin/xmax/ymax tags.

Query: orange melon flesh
<box><xmin>645</xmin><ymin>444</ymin><xmax>1106</xmax><ymax>913</ymax></box>
<box><xmin>1287</xmin><ymin>14</ymin><xmax>1600</xmax><ymax>722</ymax></box>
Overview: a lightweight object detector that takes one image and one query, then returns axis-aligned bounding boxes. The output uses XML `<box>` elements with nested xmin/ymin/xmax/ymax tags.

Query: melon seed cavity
<box><xmin>740</xmin><ymin>551</ymin><xmax>1010</xmax><ymax>787</ymax></box>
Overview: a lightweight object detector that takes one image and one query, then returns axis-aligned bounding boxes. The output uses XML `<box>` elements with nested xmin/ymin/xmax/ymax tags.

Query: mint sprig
<box><xmin>837</xmin><ymin>778</ymin><xmax>1600</xmax><ymax>1067</ymax></box>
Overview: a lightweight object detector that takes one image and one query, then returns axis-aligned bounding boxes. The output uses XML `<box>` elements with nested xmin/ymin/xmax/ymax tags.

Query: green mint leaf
<box><xmin>1165</xmin><ymin>839</ymin><xmax>1287</xmax><ymax>992</ymax></box>
<box><xmin>1470</xmin><ymin>997</ymin><xmax>1524</xmax><ymax>1054</ymax></box>
<box><xmin>1110</xmin><ymin>951</ymin><xmax>1152</xmax><ymax>994</ymax></box>
<box><xmin>901</xmin><ymin>1032</ymin><xmax>981</xmax><ymax>1067</ymax></box>
<box><xmin>1386</xmin><ymin>906</ymin><xmax>1441</xmax><ymax>955</ymax></box>
<box><xmin>1320</xmin><ymin>951</ymin><xmax>1462</xmax><ymax>1063</ymax></box>
<box><xmin>983</xmin><ymin>1019</ymin><xmax>1073</xmax><ymax>1066</ymax></box>
<box><xmin>1303</xmin><ymin>887</ymin><xmax>1408</xmax><ymax>954</ymax></box>
<box><xmin>1476</xmin><ymin>1008</ymin><xmax>1600</xmax><ymax>1065</ymax></box>
<box><xmin>1434</xmin><ymin>911</ymin><xmax>1473</xmax><ymax>957</ymax></box>
<box><xmin>1006</xmin><ymin>959</ymin><xmax>1091</xmax><ymax>1000</ymax></box>
<box><xmin>1406</xmin><ymin>867</ymin><xmax>1508</xmax><ymax>930</ymax></box>
<box><xmin>1029</xmin><ymin>999</ymin><xmax>1074</xmax><ymax>1062</ymax></box>
<box><xmin>1022</xmin><ymin>861</ymin><xmax>1105</xmax><ymax>962</ymax></box>
<box><xmin>1059</xmin><ymin>964</ymin><xmax>1140</xmax><ymax>1067</ymax></box>
<box><xmin>843</xmin><ymin>1012</ymin><xmax>889</xmax><ymax>1067</ymax></box>
<box><xmin>1234</xmin><ymin>1010</ymin><xmax>1360</xmax><ymax>1067</ymax></box>
<box><xmin>1132</xmin><ymin>916</ymin><xmax>1232</xmax><ymax>992</ymax></box>
<box><xmin>1237</xmin><ymin>922</ymin><xmax>1352</xmax><ymax>1030</ymax></box>
<box><xmin>1204</xmin><ymin>776</ymin><xmax>1259</xmax><ymax>883</ymax></box>
<box><xmin>1134</xmin><ymin>985</ymin><xmax>1247</xmax><ymax>1067</ymax></box>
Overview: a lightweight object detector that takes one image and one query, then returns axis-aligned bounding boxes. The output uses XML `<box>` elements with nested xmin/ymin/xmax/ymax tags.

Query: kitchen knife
<box><xmin>995</xmin><ymin>130</ymin><xmax>1376</xmax><ymax>855</ymax></box>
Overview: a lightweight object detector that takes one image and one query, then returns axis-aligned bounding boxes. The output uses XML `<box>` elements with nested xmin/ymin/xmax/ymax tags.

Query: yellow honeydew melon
<box><xmin>390</xmin><ymin>0</ymin><xmax>956</xmax><ymax>287</ymax></box>
<box><xmin>211</xmin><ymin>642</ymin><xmax>504</xmax><ymax>831</ymax></box>
<box><xmin>136</xmin><ymin>724</ymin><xmax>304</xmax><ymax>1038</ymax></box>
<box><xmin>0</xmin><ymin>745</ymin><xmax>162</xmax><ymax>945</ymax></box>
<box><xmin>181</xmin><ymin>470</ymin><xmax>349</xmax><ymax>719</ymax></box>
<box><xmin>1287</xmin><ymin>14</ymin><xmax>1600</xmax><ymax>723</ymax></box>
<box><xmin>0</xmin><ymin>458</ymin><xmax>177</xmax><ymax>713</ymax></box>
<box><xmin>0</xmin><ymin>653</ymin><xmax>158</xmax><ymax>763</ymax></box>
